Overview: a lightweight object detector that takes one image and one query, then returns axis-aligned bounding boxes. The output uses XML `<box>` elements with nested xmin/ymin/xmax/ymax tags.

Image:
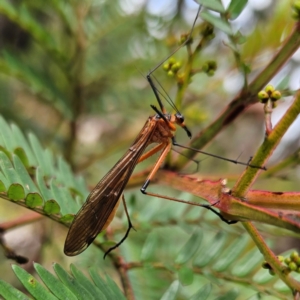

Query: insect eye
<box><xmin>175</xmin><ymin>113</ymin><xmax>185</xmax><ymax>124</ymax></box>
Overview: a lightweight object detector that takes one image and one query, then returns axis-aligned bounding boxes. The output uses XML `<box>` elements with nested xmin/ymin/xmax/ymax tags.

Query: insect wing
<box><xmin>64</xmin><ymin>164</ymin><xmax>133</xmax><ymax>255</ymax></box>
<box><xmin>64</xmin><ymin>120</ymin><xmax>156</xmax><ymax>256</ymax></box>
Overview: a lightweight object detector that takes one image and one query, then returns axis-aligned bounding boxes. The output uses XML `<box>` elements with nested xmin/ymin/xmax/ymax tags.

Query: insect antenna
<box><xmin>148</xmin><ymin>5</ymin><xmax>202</xmax><ymax>77</ymax></box>
<box><xmin>152</xmin><ymin>74</ymin><xmax>181</xmax><ymax>114</ymax></box>
<box><xmin>146</xmin><ymin>5</ymin><xmax>202</xmax><ymax>113</ymax></box>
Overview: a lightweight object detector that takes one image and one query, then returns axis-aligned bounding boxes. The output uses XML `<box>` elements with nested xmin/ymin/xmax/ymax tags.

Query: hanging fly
<box><xmin>64</xmin><ymin>5</ymin><xmax>264</xmax><ymax>257</ymax></box>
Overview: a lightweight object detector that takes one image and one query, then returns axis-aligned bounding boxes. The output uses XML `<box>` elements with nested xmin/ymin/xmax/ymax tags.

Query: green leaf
<box><xmin>0</xmin><ymin>115</ymin><xmax>17</xmax><ymax>152</ymax></box>
<box><xmin>7</xmin><ymin>183</ymin><xmax>25</xmax><ymax>201</ymax></box>
<box><xmin>53</xmin><ymin>263</ymin><xmax>94</xmax><ymax>300</ymax></box>
<box><xmin>178</xmin><ymin>266</ymin><xmax>194</xmax><ymax>286</ymax></box>
<box><xmin>160</xmin><ymin>280</ymin><xmax>179</xmax><ymax>300</ymax></box>
<box><xmin>247</xmin><ymin>294</ymin><xmax>265</xmax><ymax>300</ymax></box>
<box><xmin>0</xmin><ymin>181</ymin><xmax>6</xmax><ymax>192</ymax></box>
<box><xmin>200</xmin><ymin>10</ymin><xmax>233</xmax><ymax>35</ymax></box>
<box><xmin>72</xmin><ymin>175</ymin><xmax>89</xmax><ymax>199</ymax></box>
<box><xmin>0</xmin><ymin>146</ymin><xmax>11</xmax><ymax>160</ymax></box>
<box><xmin>57</xmin><ymin>156</ymin><xmax>75</xmax><ymax>189</ymax></box>
<box><xmin>194</xmin><ymin>232</ymin><xmax>227</xmax><ymax>267</ymax></box>
<box><xmin>196</xmin><ymin>0</ymin><xmax>225</xmax><ymax>13</ymax></box>
<box><xmin>212</xmin><ymin>234</ymin><xmax>249</xmax><ymax>272</ymax></box>
<box><xmin>1</xmin><ymin>263</ymin><xmax>127</xmax><ymax>300</ymax></box>
<box><xmin>12</xmin><ymin>265</ymin><xmax>57</xmax><ymax>300</ymax></box>
<box><xmin>214</xmin><ymin>289</ymin><xmax>239</xmax><ymax>300</ymax></box>
<box><xmin>43</xmin><ymin>149</ymin><xmax>56</xmax><ymax>178</ymax></box>
<box><xmin>274</xmin><ymin>277</ymin><xmax>292</xmax><ymax>292</ymax></box>
<box><xmin>252</xmin><ymin>268</ymin><xmax>274</xmax><ymax>284</ymax></box>
<box><xmin>105</xmin><ymin>274</ymin><xmax>127</xmax><ymax>300</ymax></box>
<box><xmin>189</xmin><ymin>283</ymin><xmax>212</xmax><ymax>300</ymax></box>
<box><xmin>227</xmin><ymin>0</ymin><xmax>248</xmax><ymax>20</ymax></box>
<box><xmin>11</xmin><ymin>123</ymin><xmax>37</xmax><ymax>166</ymax></box>
<box><xmin>0</xmin><ymin>171</ymin><xmax>8</xmax><ymax>192</ymax></box>
<box><xmin>70</xmin><ymin>264</ymin><xmax>107</xmax><ymax>299</ymax></box>
<box><xmin>13</xmin><ymin>147</ymin><xmax>30</xmax><ymax>169</ymax></box>
<box><xmin>175</xmin><ymin>228</ymin><xmax>203</xmax><ymax>264</ymax></box>
<box><xmin>36</xmin><ymin>167</ymin><xmax>54</xmax><ymax>201</ymax></box>
<box><xmin>34</xmin><ymin>263</ymin><xmax>77</xmax><ymax>300</ymax></box>
<box><xmin>231</xmin><ymin>248</ymin><xmax>263</xmax><ymax>277</ymax></box>
<box><xmin>0</xmin><ymin>116</ymin><xmax>87</xmax><ymax>222</ymax></box>
<box><xmin>44</xmin><ymin>200</ymin><xmax>61</xmax><ymax>215</ymax></box>
<box><xmin>50</xmin><ymin>180</ymin><xmax>78</xmax><ymax>215</ymax></box>
<box><xmin>140</xmin><ymin>231</ymin><xmax>158</xmax><ymax>261</ymax></box>
<box><xmin>0</xmin><ymin>151</ymin><xmax>19</xmax><ymax>185</ymax></box>
<box><xmin>0</xmin><ymin>133</ymin><xmax>4</xmax><ymax>151</ymax></box>
<box><xmin>60</xmin><ymin>214</ymin><xmax>74</xmax><ymax>223</ymax></box>
<box><xmin>25</xmin><ymin>192</ymin><xmax>43</xmax><ymax>208</ymax></box>
<box><xmin>89</xmin><ymin>267</ymin><xmax>115</xmax><ymax>299</ymax></box>
<box><xmin>28</xmin><ymin>133</ymin><xmax>49</xmax><ymax>176</ymax></box>
<box><xmin>0</xmin><ymin>279</ymin><xmax>30</xmax><ymax>300</ymax></box>
<box><xmin>13</xmin><ymin>154</ymin><xmax>38</xmax><ymax>193</ymax></box>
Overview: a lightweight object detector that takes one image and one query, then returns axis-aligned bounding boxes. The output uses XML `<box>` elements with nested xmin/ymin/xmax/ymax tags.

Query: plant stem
<box><xmin>232</xmin><ymin>90</ymin><xmax>300</xmax><ymax>197</ymax></box>
<box><xmin>242</xmin><ymin>222</ymin><xmax>300</xmax><ymax>292</ymax></box>
<box><xmin>65</xmin><ymin>3</ymin><xmax>88</xmax><ymax>166</ymax></box>
<box><xmin>173</xmin><ymin>22</ymin><xmax>300</xmax><ymax>170</ymax></box>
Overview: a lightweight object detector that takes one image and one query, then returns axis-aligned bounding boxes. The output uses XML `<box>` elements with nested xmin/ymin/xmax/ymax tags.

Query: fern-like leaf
<box><xmin>0</xmin><ymin>263</ymin><xmax>126</xmax><ymax>300</ymax></box>
<box><xmin>0</xmin><ymin>115</ymin><xmax>88</xmax><ymax>225</ymax></box>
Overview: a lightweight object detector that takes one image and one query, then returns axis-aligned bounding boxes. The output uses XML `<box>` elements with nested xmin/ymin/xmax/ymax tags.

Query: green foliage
<box><xmin>0</xmin><ymin>226</ymin><xmax>296</xmax><ymax>299</ymax></box>
<box><xmin>0</xmin><ymin>114</ymin><xmax>295</xmax><ymax>297</ymax></box>
<box><xmin>0</xmin><ymin>263</ymin><xmax>126</xmax><ymax>300</ymax></box>
<box><xmin>0</xmin><ymin>0</ymin><xmax>299</xmax><ymax>299</ymax></box>
<box><xmin>0</xmin><ymin>115</ymin><xmax>87</xmax><ymax>221</ymax></box>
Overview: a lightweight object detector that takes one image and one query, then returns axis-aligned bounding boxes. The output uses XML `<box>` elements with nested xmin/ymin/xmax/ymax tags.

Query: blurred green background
<box><xmin>0</xmin><ymin>0</ymin><xmax>299</xmax><ymax>299</ymax></box>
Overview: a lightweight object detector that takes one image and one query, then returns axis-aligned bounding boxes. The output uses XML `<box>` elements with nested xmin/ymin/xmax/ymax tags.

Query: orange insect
<box><xmin>64</xmin><ymin>5</ymin><xmax>263</xmax><ymax>257</ymax></box>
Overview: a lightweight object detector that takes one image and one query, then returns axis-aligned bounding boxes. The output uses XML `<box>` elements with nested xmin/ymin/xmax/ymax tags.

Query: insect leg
<box><xmin>140</xmin><ymin>142</ymin><xmax>238</xmax><ymax>224</ymax></box>
<box><xmin>142</xmin><ymin>183</ymin><xmax>238</xmax><ymax>225</ymax></box>
<box><xmin>104</xmin><ymin>194</ymin><xmax>135</xmax><ymax>258</ymax></box>
<box><xmin>172</xmin><ymin>138</ymin><xmax>266</xmax><ymax>170</ymax></box>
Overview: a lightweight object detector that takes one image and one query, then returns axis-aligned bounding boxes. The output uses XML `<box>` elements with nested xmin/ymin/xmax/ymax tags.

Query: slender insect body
<box><xmin>64</xmin><ymin>111</ymin><xmax>186</xmax><ymax>256</ymax></box>
<box><xmin>64</xmin><ymin>8</ymin><xmax>203</xmax><ymax>256</ymax></box>
<box><xmin>151</xmin><ymin>118</ymin><xmax>174</xmax><ymax>142</ymax></box>
<box><xmin>64</xmin><ymin>4</ymin><xmax>264</xmax><ymax>257</ymax></box>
